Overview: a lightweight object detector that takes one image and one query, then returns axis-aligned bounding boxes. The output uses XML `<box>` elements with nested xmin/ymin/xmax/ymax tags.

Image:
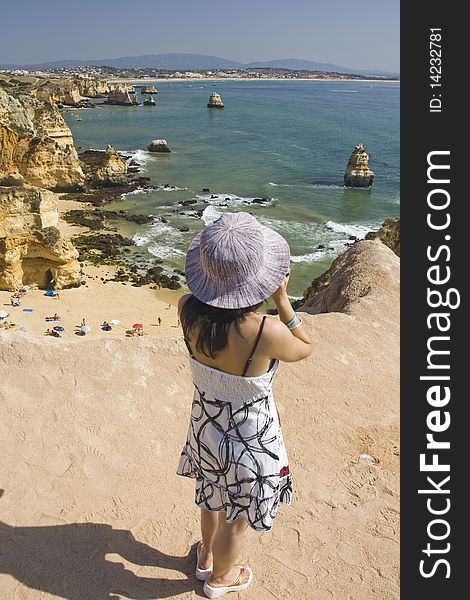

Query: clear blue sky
<box><xmin>0</xmin><ymin>0</ymin><xmax>399</xmax><ymax>71</ymax></box>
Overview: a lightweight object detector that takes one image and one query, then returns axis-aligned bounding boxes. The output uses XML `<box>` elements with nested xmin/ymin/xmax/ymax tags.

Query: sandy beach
<box><xmin>0</xmin><ymin>265</ymin><xmax>184</xmax><ymax>340</ymax></box>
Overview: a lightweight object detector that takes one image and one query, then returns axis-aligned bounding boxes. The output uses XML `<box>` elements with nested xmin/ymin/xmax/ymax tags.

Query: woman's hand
<box><xmin>271</xmin><ymin>270</ymin><xmax>291</xmax><ymax>303</ymax></box>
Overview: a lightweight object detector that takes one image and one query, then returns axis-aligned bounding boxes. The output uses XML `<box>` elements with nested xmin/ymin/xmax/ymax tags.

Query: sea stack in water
<box><xmin>105</xmin><ymin>85</ymin><xmax>139</xmax><ymax>106</ymax></box>
<box><xmin>147</xmin><ymin>139</ymin><xmax>171</xmax><ymax>153</ymax></box>
<box><xmin>92</xmin><ymin>145</ymin><xmax>128</xmax><ymax>187</ymax></box>
<box><xmin>344</xmin><ymin>143</ymin><xmax>374</xmax><ymax>188</ymax></box>
<box><xmin>207</xmin><ymin>92</ymin><xmax>224</xmax><ymax>108</ymax></box>
<box><xmin>139</xmin><ymin>85</ymin><xmax>158</xmax><ymax>94</ymax></box>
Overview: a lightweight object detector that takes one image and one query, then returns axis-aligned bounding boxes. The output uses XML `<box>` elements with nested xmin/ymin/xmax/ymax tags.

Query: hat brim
<box><xmin>185</xmin><ymin>224</ymin><xmax>291</xmax><ymax>308</ymax></box>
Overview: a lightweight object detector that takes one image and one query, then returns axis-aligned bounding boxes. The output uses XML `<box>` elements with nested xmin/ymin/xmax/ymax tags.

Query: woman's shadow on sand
<box><xmin>0</xmin><ymin>519</ymin><xmax>198</xmax><ymax>599</ymax></box>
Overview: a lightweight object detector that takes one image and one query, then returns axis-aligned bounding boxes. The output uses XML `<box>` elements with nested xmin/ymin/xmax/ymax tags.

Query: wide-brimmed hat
<box><xmin>185</xmin><ymin>211</ymin><xmax>291</xmax><ymax>308</ymax></box>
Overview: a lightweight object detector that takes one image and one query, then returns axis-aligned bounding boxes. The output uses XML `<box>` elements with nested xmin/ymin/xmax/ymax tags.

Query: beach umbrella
<box><xmin>81</xmin><ymin>325</ymin><xmax>91</xmax><ymax>334</ymax></box>
<box><xmin>110</xmin><ymin>319</ymin><xmax>120</xmax><ymax>325</ymax></box>
<box><xmin>132</xmin><ymin>323</ymin><xmax>143</xmax><ymax>329</ymax></box>
<box><xmin>53</xmin><ymin>326</ymin><xmax>65</xmax><ymax>332</ymax></box>
<box><xmin>0</xmin><ymin>311</ymin><xmax>9</xmax><ymax>319</ymax></box>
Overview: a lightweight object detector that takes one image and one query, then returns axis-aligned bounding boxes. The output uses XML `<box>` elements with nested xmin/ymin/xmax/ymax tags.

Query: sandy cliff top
<box><xmin>0</xmin><ymin>239</ymin><xmax>399</xmax><ymax>599</ymax></box>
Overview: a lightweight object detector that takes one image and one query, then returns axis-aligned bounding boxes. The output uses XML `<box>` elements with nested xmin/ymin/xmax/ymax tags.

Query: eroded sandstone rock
<box><xmin>365</xmin><ymin>217</ymin><xmax>400</xmax><ymax>256</ymax></box>
<box><xmin>300</xmin><ymin>239</ymin><xmax>399</xmax><ymax>314</ymax></box>
<box><xmin>0</xmin><ymin>88</ymin><xmax>85</xmax><ymax>191</ymax></box>
<box><xmin>139</xmin><ymin>85</ymin><xmax>158</xmax><ymax>94</ymax></box>
<box><xmin>92</xmin><ymin>145</ymin><xmax>128</xmax><ymax>187</ymax></box>
<box><xmin>0</xmin><ymin>185</ymin><xmax>82</xmax><ymax>290</ymax></box>
<box><xmin>207</xmin><ymin>92</ymin><xmax>224</xmax><ymax>108</ymax></box>
<box><xmin>105</xmin><ymin>85</ymin><xmax>139</xmax><ymax>106</ymax></box>
<box><xmin>344</xmin><ymin>143</ymin><xmax>374</xmax><ymax>188</ymax></box>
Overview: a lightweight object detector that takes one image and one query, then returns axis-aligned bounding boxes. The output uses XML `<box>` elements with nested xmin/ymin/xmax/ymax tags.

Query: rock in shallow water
<box><xmin>344</xmin><ymin>143</ymin><xmax>374</xmax><ymax>188</ymax></box>
<box><xmin>147</xmin><ymin>139</ymin><xmax>172</xmax><ymax>153</ymax></box>
<box><xmin>207</xmin><ymin>92</ymin><xmax>224</xmax><ymax>108</ymax></box>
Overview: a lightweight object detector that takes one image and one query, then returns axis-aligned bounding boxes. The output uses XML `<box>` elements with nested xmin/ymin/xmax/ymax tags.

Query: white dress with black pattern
<box><xmin>176</xmin><ymin>353</ymin><xmax>292</xmax><ymax>532</ymax></box>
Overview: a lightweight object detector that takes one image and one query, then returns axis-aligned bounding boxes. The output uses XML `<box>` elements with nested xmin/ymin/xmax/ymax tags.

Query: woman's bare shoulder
<box><xmin>261</xmin><ymin>314</ymin><xmax>286</xmax><ymax>337</ymax></box>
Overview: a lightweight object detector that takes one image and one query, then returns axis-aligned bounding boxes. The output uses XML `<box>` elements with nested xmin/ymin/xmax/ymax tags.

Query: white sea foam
<box><xmin>122</xmin><ymin>149</ymin><xmax>151</xmax><ymax>167</ymax></box>
<box><xmin>148</xmin><ymin>245</ymin><xmax>186</xmax><ymax>259</ymax></box>
<box><xmin>290</xmin><ymin>240</ymin><xmax>349</xmax><ymax>263</ymax></box>
<box><xmin>325</xmin><ymin>221</ymin><xmax>373</xmax><ymax>239</ymax></box>
<box><xmin>310</xmin><ymin>183</ymin><xmax>344</xmax><ymax>189</ymax></box>
<box><xmin>268</xmin><ymin>182</ymin><xmax>279</xmax><ymax>187</ymax></box>
<box><xmin>120</xmin><ymin>185</ymin><xmax>188</xmax><ymax>200</ymax></box>
<box><xmin>160</xmin><ymin>185</ymin><xmax>188</xmax><ymax>191</ymax></box>
<box><xmin>132</xmin><ymin>219</ymin><xmax>184</xmax><ymax>251</ymax></box>
<box><xmin>120</xmin><ymin>187</ymin><xmax>148</xmax><ymax>199</ymax></box>
<box><xmin>196</xmin><ymin>193</ymin><xmax>275</xmax><ymax>208</ymax></box>
<box><xmin>257</xmin><ymin>216</ymin><xmax>322</xmax><ymax>245</ymax></box>
<box><xmin>132</xmin><ymin>234</ymin><xmax>151</xmax><ymax>246</ymax></box>
<box><xmin>201</xmin><ymin>205</ymin><xmax>224</xmax><ymax>225</ymax></box>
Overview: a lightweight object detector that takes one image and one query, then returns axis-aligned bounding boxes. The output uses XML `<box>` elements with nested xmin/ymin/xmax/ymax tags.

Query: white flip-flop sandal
<box><xmin>196</xmin><ymin>541</ymin><xmax>213</xmax><ymax>581</ymax></box>
<box><xmin>203</xmin><ymin>565</ymin><xmax>253</xmax><ymax>598</ymax></box>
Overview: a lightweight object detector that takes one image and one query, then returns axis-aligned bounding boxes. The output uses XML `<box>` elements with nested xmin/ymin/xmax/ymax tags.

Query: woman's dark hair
<box><xmin>180</xmin><ymin>294</ymin><xmax>266</xmax><ymax>358</ymax></box>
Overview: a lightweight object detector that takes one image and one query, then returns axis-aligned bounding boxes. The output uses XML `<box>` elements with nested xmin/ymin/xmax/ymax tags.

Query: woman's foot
<box><xmin>198</xmin><ymin>541</ymin><xmax>213</xmax><ymax>570</ymax></box>
<box><xmin>196</xmin><ymin>541</ymin><xmax>213</xmax><ymax>581</ymax></box>
<box><xmin>208</xmin><ymin>564</ymin><xmax>252</xmax><ymax>588</ymax></box>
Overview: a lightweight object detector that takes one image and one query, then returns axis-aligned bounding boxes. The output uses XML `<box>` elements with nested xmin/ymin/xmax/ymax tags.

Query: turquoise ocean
<box><xmin>63</xmin><ymin>79</ymin><xmax>400</xmax><ymax>299</ymax></box>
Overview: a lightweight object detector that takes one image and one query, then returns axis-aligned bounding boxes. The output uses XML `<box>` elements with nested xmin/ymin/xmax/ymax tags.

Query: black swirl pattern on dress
<box><xmin>177</xmin><ymin>384</ymin><xmax>292</xmax><ymax>532</ymax></box>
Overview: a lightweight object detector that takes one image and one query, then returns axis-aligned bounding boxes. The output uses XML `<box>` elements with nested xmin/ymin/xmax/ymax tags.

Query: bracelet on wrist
<box><xmin>289</xmin><ymin>319</ymin><xmax>303</xmax><ymax>331</ymax></box>
<box><xmin>286</xmin><ymin>312</ymin><xmax>298</xmax><ymax>328</ymax></box>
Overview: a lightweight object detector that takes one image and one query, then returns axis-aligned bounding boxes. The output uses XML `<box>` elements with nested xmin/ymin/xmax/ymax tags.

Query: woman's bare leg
<box><xmin>199</xmin><ymin>508</ymin><xmax>218</xmax><ymax>569</ymax></box>
<box><xmin>208</xmin><ymin>514</ymin><xmax>251</xmax><ymax>587</ymax></box>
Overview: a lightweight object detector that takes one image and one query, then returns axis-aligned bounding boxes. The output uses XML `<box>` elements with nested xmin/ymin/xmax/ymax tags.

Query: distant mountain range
<box><xmin>0</xmin><ymin>53</ymin><xmax>399</xmax><ymax>78</ymax></box>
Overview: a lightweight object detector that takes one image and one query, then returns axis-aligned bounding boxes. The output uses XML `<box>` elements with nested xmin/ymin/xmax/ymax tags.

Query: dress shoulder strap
<box><xmin>241</xmin><ymin>316</ymin><xmax>267</xmax><ymax>377</ymax></box>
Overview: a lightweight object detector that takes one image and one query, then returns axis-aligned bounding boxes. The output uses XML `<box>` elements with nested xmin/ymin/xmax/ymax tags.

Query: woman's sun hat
<box><xmin>185</xmin><ymin>211</ymin><xmax>291</xmax><ymax>308</ymax></box>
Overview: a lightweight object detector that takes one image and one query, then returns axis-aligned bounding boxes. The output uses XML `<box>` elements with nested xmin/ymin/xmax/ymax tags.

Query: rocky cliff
<box><xmin>76</xmin><ymin>77</ymin><xmax>110</xmax><ymax>98</ymax></box>
<box><xmin>0</xmin><ymin>184</ymin><xmax>82</xmax><ymax>290</ymax></box>
<box><xmin>344</xmin><ymin>143</ymin><xmax>374</xmax><ymax>188</ymax></box>
<box><xmin>105</xmin><ymin>85</ymin><xmax>139</xmax><ymax>106</ymax></box>
<box><xmin>0</xmin><ymin>86</ymin><xmax>84</xmax><ymax>290</ymax></box>
<box><xmin>300</xmin><ymin>238</ymin><xmax>399</xmax><ymax>317</ymax></box>
<box><xmin>34</xmin><ymin>77</ymin><xmax>112</xmax><ymax>105</ymax></box>
<box><xmin>0</xmin><ymin>88</ymin><xmax>85</xmax><ymax>191</ymax></box>
<box><xmin>35</xmin><ymin>78</ymin><xmax>84</xmax><ymax>106</ymax></box>
<box><xmin>365</xmin><ymin>217</ymin><xmax>400</xmax><ymax>256</ymax></box>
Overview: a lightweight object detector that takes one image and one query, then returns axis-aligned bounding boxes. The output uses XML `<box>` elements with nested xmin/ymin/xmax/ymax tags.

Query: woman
<box><xmin>177</xmin><ymin>212</ymin><xmax>313</xmax><ymax>598</ymax></box>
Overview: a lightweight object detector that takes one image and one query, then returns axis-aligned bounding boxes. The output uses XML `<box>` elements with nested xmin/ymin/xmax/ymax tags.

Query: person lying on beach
<box><xmin>45</xmin><ymin>314</ymin><xmax>61</xmax><ymax>322</ymax></box>
<box><xmin>101</xmin><ymin>321</ymin><xmax>112</xmax><ymax>331</ymax></box>
<box><xmin>45</xmin><ymin>328</ymin><xmax>52</xmax><ymax>336</ymax></box>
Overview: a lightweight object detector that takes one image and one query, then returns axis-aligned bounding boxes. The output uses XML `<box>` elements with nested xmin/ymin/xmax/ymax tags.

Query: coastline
<box><xmin>107</xmin><ymin>76</ymin><xmax>400</xmax><ymax>84</ymax></box>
